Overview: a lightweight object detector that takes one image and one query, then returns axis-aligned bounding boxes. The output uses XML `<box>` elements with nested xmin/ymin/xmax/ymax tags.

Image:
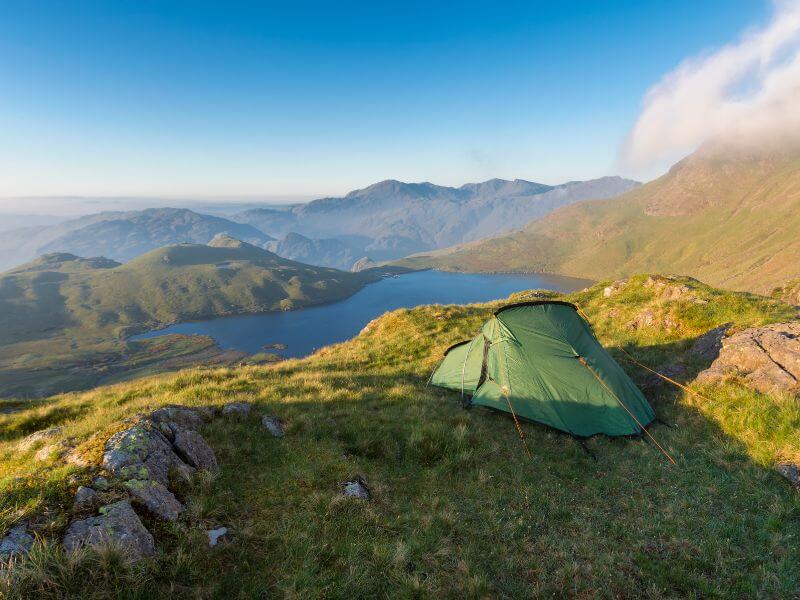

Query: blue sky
<box><xmin>0</xmin><ymin>1</ymin><xmax>770</xmax><ymax>198</ymax></box>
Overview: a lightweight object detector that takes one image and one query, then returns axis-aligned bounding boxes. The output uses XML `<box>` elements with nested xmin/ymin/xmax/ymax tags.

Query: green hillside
<box><xmin>1</xmin><ymin>276</ymin><xmax>798</xmax><ymax>597</ymax></box>
<box><xmin>0</xmin><ymin>237</ymin><xmax>381</xmax><ymax>397</ymax></box>
<box><xmin>401</xmin><ymin>142</ymin><xmax>800</xmax><ymax>294</ymax></box>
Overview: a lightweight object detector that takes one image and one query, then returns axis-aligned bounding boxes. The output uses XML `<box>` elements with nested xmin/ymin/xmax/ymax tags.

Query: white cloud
<box><xmin>622</xmin><ymin>0</ymin><xmax>800</xmax><ymax>171</ymax></box>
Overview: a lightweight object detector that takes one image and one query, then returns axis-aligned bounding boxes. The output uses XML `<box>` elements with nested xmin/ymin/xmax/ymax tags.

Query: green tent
<box><xmin>430</xmin><ymin>301</ymin><xmax>655</xmax><ymax>438</ymax></box>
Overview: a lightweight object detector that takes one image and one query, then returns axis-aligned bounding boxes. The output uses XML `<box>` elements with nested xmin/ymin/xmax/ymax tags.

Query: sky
<box><xmin>0</xmin><ymin>0</ymin><xmax>777</xmax><ymax>199</ymax></box>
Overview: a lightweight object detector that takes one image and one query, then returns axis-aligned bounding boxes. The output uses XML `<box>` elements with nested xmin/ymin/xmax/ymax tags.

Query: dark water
<box><xmin>131</xmin><ymin>271</ymin><xmax>590</xmax><ymax>358</ymax></box>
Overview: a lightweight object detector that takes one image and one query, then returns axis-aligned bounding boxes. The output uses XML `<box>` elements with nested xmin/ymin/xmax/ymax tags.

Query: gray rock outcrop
<box><xmin>0</xmin><ymin>524</ymin><xmax>34</xmax><ymax>559</ymax></box>
<box><xmin>696</xmin><ymin>323</ymin><xmax>800</xmax><ymax>394</ymax></box>
<box><xmin>63</xmin><ymin>501</ymin><xmax>154</xmax><ymax>559</ymax></box>
<box><xmin>124</xmin><ymin>479</ymin><xmax>184</xmax><ymax>522</ymax></box>
<box><xmin>19</xmin><ymin>427</ymin><xmax>61</xmax><ymax>451</ymax></box>
<box><xmin>173</xmin><ymin>429</ymin><xmax>218</xmax><ymax>471</ymax></box>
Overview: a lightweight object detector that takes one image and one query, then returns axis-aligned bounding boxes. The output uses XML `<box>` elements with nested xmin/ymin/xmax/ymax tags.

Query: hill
<box><xmin>264</xmin><ymin>232</ymin><xmax>362</xmax><ymax>271</ymax></box>
<box><xmin>0</xmin><ymin>237</ymin><xmax>381</xmax><ymax>397</ymax></box>
<box><xmin>0</xmin><ymin>208</ymin><xmax>274</xmax><ymax>272</ymax></box>
<box><xmin>234</xmin><ymin>176</ymin><xmax>639</xmax><ymax>262</ymax></box>
<box><xmin>401</xmin><ymin>142</ymin><xmax>800</xmax><ymax>294</ymax></box>
<box><xmin>0</xmin><ymin>275</ymin><xmax>798</xmax><ymax>597</ymax></box>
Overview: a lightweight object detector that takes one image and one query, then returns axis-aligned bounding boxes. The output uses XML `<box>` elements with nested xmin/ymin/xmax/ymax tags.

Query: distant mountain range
<box><xmin>0</xmin><ymin>176</ymin><xmax>638</xmax><ymax>272</ymax></box>
<box><xmin>400</xmin><ymin>141</ymin><xmax>800</xmax><ymax>293</ymax></box>
<box><xmin>233</xmin><ymin>176</ymin><xmax>641</xmax><ymax>263</ymax></box>
<box><xmin>0</xmin><ymin>208</ymin><xmax>274</xmax><ymax>272</ymax></box>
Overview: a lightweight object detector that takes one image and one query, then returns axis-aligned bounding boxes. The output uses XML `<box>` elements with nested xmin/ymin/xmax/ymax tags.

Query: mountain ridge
<box><xmin>399</xmin><ymin>144</ymin><xmax>800</xmax><ymax>293</ymax></box>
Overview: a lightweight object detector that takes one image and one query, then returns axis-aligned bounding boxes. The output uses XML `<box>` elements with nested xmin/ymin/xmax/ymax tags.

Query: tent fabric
<box><xmin>430</xmin><ymin>301</ymin><xmax>655</xmax><ymax>438</ymax></box>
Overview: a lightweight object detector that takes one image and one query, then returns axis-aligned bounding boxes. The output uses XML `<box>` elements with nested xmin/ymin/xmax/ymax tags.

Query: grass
<box><xmin>0</xmin><ymin>238</ymin><xmax>383</xmax><ymax>398</ymax></box>
<box><xmin>399</xmin><ymin>144</ymin><xmax>800</xmax><ymax>295</ymax></box>
<box><xmin>1</xmin><ymin>275</ymin><xmax>799</xmax><ymax>597</ymax></box>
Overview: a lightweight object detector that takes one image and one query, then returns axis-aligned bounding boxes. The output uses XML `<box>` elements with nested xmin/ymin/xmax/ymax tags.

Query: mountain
<box><xmin>402</xmin><ymin>142</ymin><xmax>800</xmax><ymax>293</ymax></box>
<box><xmin>0</xmin><ymin>236</ymin><xmax>381</xmax><ymax>396</ymax></box>
<box><xmin>0</xmin><ymin>208</ymin><xmax>274</xmax><ymax>272</ymax></box>
<box><xmin>234</xmin><ymin>176</ymin><xmax>640</xmax><ymax>262</ymax></box>
<box><xmin>264</xmin><ymin>232</ymin><xmax>362</xmax><ymax>271</ymax></box>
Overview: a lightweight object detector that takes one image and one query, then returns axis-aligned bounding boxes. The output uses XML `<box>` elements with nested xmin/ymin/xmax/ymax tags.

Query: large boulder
<box><xmin>103</xmin><ymin>423</ymin><xmax>189</xmax><ymax>487</ymax></box>
<box><xmin>696</xmin><ymin>323</ymin><xmax>800</xmax><ymax>394</ymax></box>
<box><xmin>0</xmin><ymin>524</ymin><xmax>34</xmax><ymax>559</ymax></box>
<box><xmin>63</xmin><ymin>501</ymin><xmax>155</xmax><ymax>559</ymax></box>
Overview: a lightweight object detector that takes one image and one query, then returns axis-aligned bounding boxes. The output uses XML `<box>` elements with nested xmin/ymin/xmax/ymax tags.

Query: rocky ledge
<box><xmin>697</xmin><ymin>322</ymin><xmax>800</xmax><ymax>394</ymax></box>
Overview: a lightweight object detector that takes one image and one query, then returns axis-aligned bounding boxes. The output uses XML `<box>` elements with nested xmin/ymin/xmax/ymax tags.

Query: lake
<box><xmin>131</xmin><ymin>270</ymin><xmax>590</xmax><ymax>358</ymax></box>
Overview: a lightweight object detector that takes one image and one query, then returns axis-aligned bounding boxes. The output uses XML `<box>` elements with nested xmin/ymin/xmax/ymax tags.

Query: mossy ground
<box><xmin>1</xmin><ymin>275</ymin><xmax>799</xmax><ymax>598</ymax></box>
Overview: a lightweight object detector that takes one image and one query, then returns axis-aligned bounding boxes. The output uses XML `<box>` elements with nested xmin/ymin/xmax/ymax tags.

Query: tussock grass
<box><xmin>1</xmin><ymin>275</ymin><xmax>799</xmax><ymax>597</ymax></box>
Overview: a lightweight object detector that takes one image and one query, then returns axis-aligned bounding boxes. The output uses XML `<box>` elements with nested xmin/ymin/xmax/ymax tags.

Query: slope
<box><xmin>0</xmin><ymin>275</ymin><xmax>798</xmax><ymax>597</ymax></box>
<box><xmin>404</xmin><ymin>142</ymin><xmax>800</xmax><ymax>293</ymax></box>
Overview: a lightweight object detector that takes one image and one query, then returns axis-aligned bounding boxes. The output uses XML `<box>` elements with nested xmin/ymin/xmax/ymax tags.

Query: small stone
<box><xmin>34</xmin><ymin>443</ymin><xmax>58</xmax><ymax>462</ymax></box>
<box><xmin>776</xmin><ymin>462</ymin><xmax>800</xmax><ymax>489</ymax></box>
<box><xmin>74</xmin><ymin>486</ymin><xmax>97</xmax><ymax>510</ymax></box>
<box><xmin>173</xmin><ymin>429</ymin><xmax>218</xmax><ymax>471</ymax></box>
<box><xmin>221</xmin><ymin>402</ymin><xmax>251</xmax><ymax>419</ymax></box>
<box><xmin>0</xmin><ymin>524</ymin><xmax>34</xmax><ymax>559</ymax></box>
<box><xmin>207</xmin><ymin>527</ymin><xmax>228</xmax><ymax>547</ymax></box>
<box><xmin>261</xmin><ymin>415</ymin><xmax>285</xmax><ymax>437</ymax></box>
<box><xmin>341</xmin><ymin>477</ymin><xmax>370</xmax><ymax>500</ymax></box>
<box><xmin>124</xmin><ymin>479</ymin><xmax>184</xmax><ymax>521</ymax></box>
<box><xmin>19</xmin><ymin>427</ymin><xmax>61</xmax><ymax>451</ymax></box>
<box><xmin>92</xmin><ymin>476</ymin><xmax>109</xmax><ymax>491</ymax></box>
<box><xmin>63</xmin><ymin>500</ymin><xmax>154</xmax><ymax>560</ymax></box>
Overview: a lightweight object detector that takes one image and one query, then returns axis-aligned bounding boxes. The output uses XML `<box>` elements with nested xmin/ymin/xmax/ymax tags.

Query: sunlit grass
<box><xmin>1</xmin><ymin>275</ymin><xmax>799</xmax><ymax>597</ymax></box>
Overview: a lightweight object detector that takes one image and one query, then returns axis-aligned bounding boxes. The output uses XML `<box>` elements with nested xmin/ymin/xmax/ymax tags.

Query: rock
<box><xmin>776</xmin><ymin>462</ymin><xmax>800</xmax><ymax>489</ymax></box>
<box><xmin>34</xmin><ymin>443</ymin><xmax>59</xmax><ymax>462</ymax></box>
<box><xmin>641</xmin><ymin>364</ymin><xmax>687</xmax><ymax>391</ymax></box>
<box><xmin>173</xmin><ymin>429</ymin><xmax>218</xmax><ymax>471</ymax></box>
<box><xmin>0</xmin><ymin>524</ymin><xmax>34</xmax><ymax>559</ymax></box>
<box><xmin>207</xmin><ymin>527</ymin><xmax>228</xmax><ymax>547</ymax></box>
<box><xmin>63</xmin><ymin>501</ymin><xmax>154</xmax><ymax>559</ymax></box>
<box><xmin>696</xmin><ymin>323</ymin><xmax>800</xmax><ymax>394</ymax></box>
<box><xmin>629</xmin><ymin>309</ymin><xmax>678</xmax><ymax>331</ymax></box>
<box><xmin>103</xmin><ymin>423</ymin><xmax>187</xmax><ymax>487</ymax></box>
<box><xmin>690</xmin><ymin>323</ymin><xmax>732</xmax><ymax>363</ymax></box>
<box><xmin>603</xmin><ymin>280</ymin><xmax>627</xmax><ymax>298</ymax></box>
<box><xmin>74</xmin><ymin>486</ymin><xmax>97</xmax><ymax>510</ymax></box>
<box><xmin>341</xmin><ymin>478</ymin><xmax>370</xmax><ymax>500</ymax></box>
<box><xmin>221</xmin><ymin>402</ymin><xmax>251</xmax><ymax>419</ymax></box>
<box><xmin>19</xmin><ymin>427</ymin><xmax>61</xmax><ymax>451</ymax></box>
<box><xmin>261</xmin><ymin>415</ymin><xmax>285</xmax><ymax>438</ymax></box>
<box><xmin>92</xmin><ymin>476</ymin><xmax>109</xmax><ymax>491</ymax></box>
<box><xmin>150</xmin><ymin>406</ymin><xmax>204</xmax><ymax>432</ymax></box>
<box><xmin>124</xmin><ymin>479</ymin><xmax>184</xmax><ymax>521</ymax></box>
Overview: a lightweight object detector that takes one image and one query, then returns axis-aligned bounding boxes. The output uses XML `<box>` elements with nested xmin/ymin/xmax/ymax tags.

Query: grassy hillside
<box><xmin>1</xmin><ymin>275</ymin><xmax>798</xmax><ymax>597</ymax></box>
<box><xmin>401</xmin><ymin>142</ymin><xmax>800</xmax><ymax>294</ymax></box>
<box><xmin>0</xmin><ymin>237</ymin><xmax>381</xmax><ymax>397</ymax></box>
